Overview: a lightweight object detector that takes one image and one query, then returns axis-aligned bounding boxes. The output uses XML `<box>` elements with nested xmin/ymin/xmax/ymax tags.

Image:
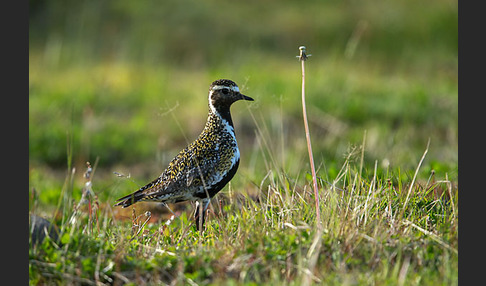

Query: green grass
<box><xmin>29</xmin><ymin>0</ymin><xmax>457</xmax><ymax>284</ymax></box>
<box><xmin>29</xmin><ymin>146</ymin><xmax>457</xmax><ymax>285</ymax></box>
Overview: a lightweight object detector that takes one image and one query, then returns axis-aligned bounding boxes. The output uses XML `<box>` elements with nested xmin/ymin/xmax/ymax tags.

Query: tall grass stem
<box><xmin>298</xmin><ymin>46</ymin><xmax>321</xmax><ymax>225</ymax></box>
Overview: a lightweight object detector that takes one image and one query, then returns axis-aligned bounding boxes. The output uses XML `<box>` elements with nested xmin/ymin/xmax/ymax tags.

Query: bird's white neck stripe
<box><xmin>210</xmin><ymin>107</ymin><xmax>234</xmax><ymax>131</ymax></box>
<box><xmin>209</xmin><ymin>97</ymin><xmax>217</xmax><ymax>114</ymax></box>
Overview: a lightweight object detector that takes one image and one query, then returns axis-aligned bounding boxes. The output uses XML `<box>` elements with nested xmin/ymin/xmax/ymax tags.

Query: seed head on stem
<box><xmin>297</xmin><ymin>46</ymin><xmax>311</xmax><ymax>61</ymax></box>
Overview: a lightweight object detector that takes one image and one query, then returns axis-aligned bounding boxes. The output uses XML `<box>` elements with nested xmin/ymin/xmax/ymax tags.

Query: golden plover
<box><xmin>115</xmin><ymin>79</ymin><xmax>253</xmax><ymax>230</ymax></box>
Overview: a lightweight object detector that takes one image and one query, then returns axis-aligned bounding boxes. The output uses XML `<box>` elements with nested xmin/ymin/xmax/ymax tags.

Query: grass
<box><xmin>29</xmin><ymin>0</ymin><xmax>457</xmax><ymax>284</ymax></box>
<box><xmin>29</xmin><ymin>140</ymin><xmax>457</xmax><ymax>285</ymax></box>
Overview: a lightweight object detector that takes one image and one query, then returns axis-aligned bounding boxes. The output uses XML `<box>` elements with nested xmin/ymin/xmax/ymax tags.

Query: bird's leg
<box><xmin>160</xmin><ymin>202</ymin><xmax>177</xmax><ymax>217</ymax></box>
<box><xmin>194</xmin><ymin>201</ymin><xmax>204</xmax><ymax>231</ymax></box>
<box><xmin>194</xmin><ymin>198</ymin><xmax>210</xmax><ymax>231</ymax></box>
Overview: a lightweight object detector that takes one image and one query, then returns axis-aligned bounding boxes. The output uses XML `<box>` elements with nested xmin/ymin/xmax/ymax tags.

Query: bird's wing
<box><xmin>135</xmin><ymin>144</ymin><xmax>220</xmax><ymax>198</ymax></box>
<box><xmin>183</xmin><ymin>147</ymin><xmax>219</xmax><ymax>189</ymax></box>
<box><xmin>114</xmin><ymin>147</ymin><xmax>197</xmax><ymax>207</ymax></box>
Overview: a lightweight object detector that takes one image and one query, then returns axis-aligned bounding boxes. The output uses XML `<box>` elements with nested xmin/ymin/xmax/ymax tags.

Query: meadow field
<box><xmin>29</xmin><ymin>0</ymin><xmax>457</xmax><ymax>284</ymax></box>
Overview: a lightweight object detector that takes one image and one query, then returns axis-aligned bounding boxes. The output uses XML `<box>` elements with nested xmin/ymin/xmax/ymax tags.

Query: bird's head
<box><xmin>208</xmin><ymin>79</ymin><xmax>253</xmax><ymax>114</ymax></box>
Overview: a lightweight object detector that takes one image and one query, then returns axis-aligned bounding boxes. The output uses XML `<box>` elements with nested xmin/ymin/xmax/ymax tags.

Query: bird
<box><xmin>114</xmin><ymin>79</ymin><xmax>253</xmax><ymax>230</ymax></box>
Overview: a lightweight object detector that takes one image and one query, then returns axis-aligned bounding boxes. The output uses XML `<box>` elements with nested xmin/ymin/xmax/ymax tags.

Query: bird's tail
<box><xmin>114</xmin><ymin>177</ymin><xmax>163</xmax><ymax>207</ymax></box>
<box><xmin>114</xmin><ymin>191</ymin><xmax>145</xmax><ymax>208</ymax></box>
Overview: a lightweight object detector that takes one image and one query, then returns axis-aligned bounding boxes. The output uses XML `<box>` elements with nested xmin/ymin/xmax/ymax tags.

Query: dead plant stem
<box><xmin>299</xmin><ymin>46</ymin><xmax>321</xmax><ymax>225</ymax></box>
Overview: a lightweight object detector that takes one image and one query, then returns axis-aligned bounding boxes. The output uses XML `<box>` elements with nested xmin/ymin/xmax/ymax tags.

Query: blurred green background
<box><xmin>29</xmin><ymin>0</ymin><xmax>457</xmax><ymax>203</ymax></box>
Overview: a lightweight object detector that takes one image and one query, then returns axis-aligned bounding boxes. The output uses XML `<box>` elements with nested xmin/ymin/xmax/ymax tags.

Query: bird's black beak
<box><xmin>239</xmin><ymin>93</ymin><xmax>254</xmax><ymax>101</ymax></box>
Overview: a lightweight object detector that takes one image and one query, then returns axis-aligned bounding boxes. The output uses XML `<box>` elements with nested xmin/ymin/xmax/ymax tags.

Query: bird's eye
<box><xmin>221</xmin><ymin>88</ymin><xmax>229</xmax><ymax>95</ymax></box>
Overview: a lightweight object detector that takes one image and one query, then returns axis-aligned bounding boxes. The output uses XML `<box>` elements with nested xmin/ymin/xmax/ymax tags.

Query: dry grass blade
<box><xmin>401</xmin><ymin>139</ymin><xmax>430</xmax><ymax>218</ymax></box>
<box><xmin>403</xmin><ymin>220</ymin><xmax>457</xmax><ymax>254</ymax></box>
